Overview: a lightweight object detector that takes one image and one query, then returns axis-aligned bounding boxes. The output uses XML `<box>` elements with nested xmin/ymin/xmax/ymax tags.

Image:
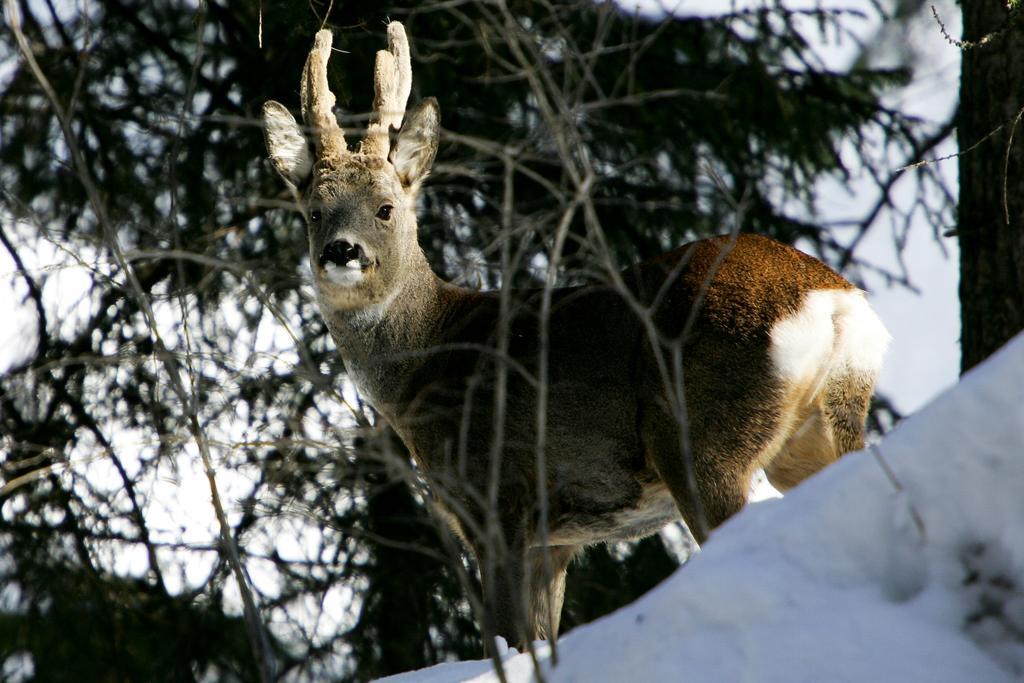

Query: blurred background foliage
<box><xmin>0</xmin><ymin>0</ymin><xmax>953</xmax><ymax>680</ymax></box>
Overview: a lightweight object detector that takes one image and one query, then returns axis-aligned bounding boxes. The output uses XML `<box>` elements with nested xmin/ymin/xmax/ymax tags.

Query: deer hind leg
<box><xmin>676</xmin><ymin>413</ymin><xmax>791</xmax><ymax>544</ymax></box>
<box><xmin>764</xmin><ymin>397</ymin><xmax>839</xmax><ymax>492</ymax></box>
<box><xmin>642</xmin><ymin>342</ymin><xmax>792</xmax><ymax>543</ymax></box>
<box><xmin>765</xmin><ymin>368</ymin><xmax>878</xmax><ymax>491</ymax></box>
<box><xmin>821</xmin><ymin>368</ymin><xmax>877</xmax><ymax>455</ymax></box>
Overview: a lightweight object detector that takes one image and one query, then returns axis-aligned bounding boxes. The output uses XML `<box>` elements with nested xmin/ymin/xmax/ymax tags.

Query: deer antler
<box><xmin>301</xmin><ymin>30</ymin><xmax>347</xmax><ymax>163</ymax></box>
<box><xmin>361</xmin><ymin>22</ymin><xmax>412</xmax><ymax>159</ymax></box>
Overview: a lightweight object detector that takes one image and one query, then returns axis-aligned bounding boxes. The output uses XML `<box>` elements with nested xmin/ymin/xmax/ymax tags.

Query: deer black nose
<box><xmin>319</xmin><ymin>240</ymin><xmax>370</xmax><ymax>269</ymax></box>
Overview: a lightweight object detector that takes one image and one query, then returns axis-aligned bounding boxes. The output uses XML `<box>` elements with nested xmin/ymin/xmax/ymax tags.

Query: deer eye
<box><xmin>376</xmin><ymin>204</ymin><xmax>393</xmax><ymax>221</ymax></box>
<box><xmin>310</xmin><ymin>209</ymin><xmax>322</xmax><ymax>223</ymax></box>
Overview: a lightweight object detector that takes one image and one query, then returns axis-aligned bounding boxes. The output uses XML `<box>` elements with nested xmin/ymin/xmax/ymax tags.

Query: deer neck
<box><xmin>319</xmin><ymin>248</ymin><xmax>449</xmax><ymax>410</ymax></box>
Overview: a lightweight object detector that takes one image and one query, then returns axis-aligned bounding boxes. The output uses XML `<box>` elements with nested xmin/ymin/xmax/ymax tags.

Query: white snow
<box><xmin>379</xmin><ymin>332</ymin><xmax>1024</xmax><ymax>683</ymax></box>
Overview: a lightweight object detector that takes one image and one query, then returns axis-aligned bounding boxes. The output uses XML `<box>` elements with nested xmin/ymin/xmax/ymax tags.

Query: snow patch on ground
<box><xmin>379</xmin><ymin>332</ymin><xmax>1024</xmax><ymax>683</ymax></box>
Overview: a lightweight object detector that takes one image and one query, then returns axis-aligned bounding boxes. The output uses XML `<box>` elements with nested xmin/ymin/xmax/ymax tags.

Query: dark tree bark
<box><xmin>958</xmin><ymin>2</ymin><xmax>1024</xmax><ymax>373</ymax></box>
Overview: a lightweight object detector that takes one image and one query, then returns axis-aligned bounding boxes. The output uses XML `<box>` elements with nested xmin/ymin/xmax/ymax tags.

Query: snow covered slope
<box><xmin>381</xmin><ymin>333</ymin><xmax>1024</xmax><ymax>683</ymax></box>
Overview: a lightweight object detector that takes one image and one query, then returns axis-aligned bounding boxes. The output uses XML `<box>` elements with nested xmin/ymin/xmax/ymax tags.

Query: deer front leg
<box><xmin>474</xmin><ymin>530</ymin><xmax>528</xmax><ymax>655</ymax></box>
<box><xmin>526</xmin><ymin>545</ymin><xmax>579</xmax><ymax>642</ymax></box>
<box><xmin>477</xmin><ymin>544</ymin><xmax>578</xmax><ymax>653</ymax></box>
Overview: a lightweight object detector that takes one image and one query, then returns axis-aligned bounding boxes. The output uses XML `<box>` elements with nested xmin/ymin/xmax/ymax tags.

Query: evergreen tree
<box><xmin>0</xmin><ymin>0</ymin><xmax>952</xmax><ymax>678</ymax></box>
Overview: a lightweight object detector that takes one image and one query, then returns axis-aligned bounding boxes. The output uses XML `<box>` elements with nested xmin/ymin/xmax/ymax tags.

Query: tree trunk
<box><xmin>958</xmin><ymin>2</ymin><xmax>1024</xmax><ymax>373</ymax></box>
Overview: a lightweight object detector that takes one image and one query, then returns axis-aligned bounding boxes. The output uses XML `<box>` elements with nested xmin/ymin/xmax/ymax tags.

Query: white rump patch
<box><xmin>770</xmin><ymin>290</ymin><xmax>837</xmax><ymax>388</ymax></box>
<box><xmin>833</xmin><ymin>292</ymin><xmax>892</xmax><ymax>377</ymax></box>
<box><xmin>770</xmin><ymin>289</ymin><xmax>890</xmax><ymax>394</ymax></box>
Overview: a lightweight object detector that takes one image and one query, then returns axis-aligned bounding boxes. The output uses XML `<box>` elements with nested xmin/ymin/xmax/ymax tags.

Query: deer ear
<box><xmin>263</xmin><ymin>101</ymin><xmax>314</xmax><ymax>187</ymax></box>
<box><xmin>390</xmin><ymin>98</ymin><xmax>439</xmax><ymax>191</ymax></box>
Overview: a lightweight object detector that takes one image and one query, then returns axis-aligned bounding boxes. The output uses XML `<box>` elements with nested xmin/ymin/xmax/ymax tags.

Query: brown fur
<box><xmin>262</xmin><ymin>24</ymin><xmax>886</xmax><ymax>653</ymax></box>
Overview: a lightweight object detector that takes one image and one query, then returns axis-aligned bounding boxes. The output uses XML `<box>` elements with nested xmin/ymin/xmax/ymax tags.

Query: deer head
<box><xmin>262</xmin><ymin>23</ymin><xmax>440</xmax><ymax>314</ymax></box>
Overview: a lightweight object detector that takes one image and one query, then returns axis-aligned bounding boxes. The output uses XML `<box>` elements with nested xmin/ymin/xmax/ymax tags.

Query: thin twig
<box><xmin>869</xmin><ymin>443</ymin><xmax>926</xmax><ymax>540</ymax></box>
<box><xmin>1003</xmin><ymin>107</ymin><xmax>1024</xmax><ymax>225</ymax></box>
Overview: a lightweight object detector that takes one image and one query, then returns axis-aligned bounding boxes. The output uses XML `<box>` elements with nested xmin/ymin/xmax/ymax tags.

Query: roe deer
<box><xmin>262</xmin><ymin>23</ymin><xmax>890</xmax><ymax>651</ymax></box>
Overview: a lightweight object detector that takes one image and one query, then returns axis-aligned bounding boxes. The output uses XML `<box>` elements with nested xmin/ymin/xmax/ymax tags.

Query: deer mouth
<box><xmin>319</xmin><ymin>240</ymin><xmax>374</xmax><ymax>284</ymax></box>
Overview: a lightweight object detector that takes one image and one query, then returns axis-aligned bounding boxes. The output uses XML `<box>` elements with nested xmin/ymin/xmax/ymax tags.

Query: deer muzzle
<box><xmin>320</xmin><ymin>240</ymin><xmax>372</xmax><ymax>269</ymax></box>
<box><xmin>318</xmin><ymin>239</ymin><xmax>375</xmax><ymax>285</ymax></box>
